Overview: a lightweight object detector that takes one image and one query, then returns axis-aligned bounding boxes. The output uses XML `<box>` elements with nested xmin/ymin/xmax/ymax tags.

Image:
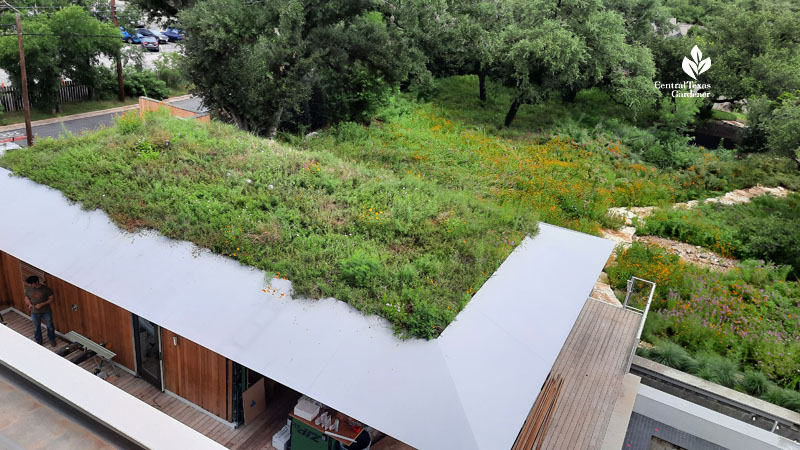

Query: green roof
<box><xmin>0</xmin><ymin>110</ymin><xmax>537</xmax><ymax>338</ymax></box>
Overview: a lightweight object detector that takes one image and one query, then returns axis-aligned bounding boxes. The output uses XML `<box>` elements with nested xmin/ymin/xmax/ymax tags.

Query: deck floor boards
<box><xmin>514</xmin><ymin>299</ymin><xmax>640</xmax><ymax>450</ymax></box>
<box><xmin>3</xmin><ymin>309</ymin><xmax>286</xmax><ymax>449</ymax></box>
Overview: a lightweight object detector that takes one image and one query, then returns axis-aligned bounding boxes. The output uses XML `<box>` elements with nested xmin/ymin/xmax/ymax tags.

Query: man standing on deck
<box><xmin>24</xmin><ymin>275</ymin><xmax>56</xmax><ymax>346</ymax></box>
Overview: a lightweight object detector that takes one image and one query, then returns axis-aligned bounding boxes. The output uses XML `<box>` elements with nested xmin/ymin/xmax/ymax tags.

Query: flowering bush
<box><xmin>614</xmin><ymin>244</ymin><xmax>800</xmax><ymax>398</ymax></box>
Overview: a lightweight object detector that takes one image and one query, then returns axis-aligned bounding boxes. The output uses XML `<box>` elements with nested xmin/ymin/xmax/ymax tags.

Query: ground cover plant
<box><xmin>0</xmin><ymin>110</ymin><xmax>539</xmax><ymax>339</ymax></box>
<box><xmin>301</xmin><ymin>77</ymin><xmax>798</xmax><ymax>216</ymax></box>
<box><xmin>639</xmin><ymin>193</ymin><xmax>800</xmax><ymax>276</ymax></box>
<box><xmin>298</xmin><ymin>77</ymin><xmax>690</xmax><ymax>234</ymax></box>
<box><xmin>610</xmin><ymin>243</ymin><xmax>800</xmax><ymax>410</ymax></box>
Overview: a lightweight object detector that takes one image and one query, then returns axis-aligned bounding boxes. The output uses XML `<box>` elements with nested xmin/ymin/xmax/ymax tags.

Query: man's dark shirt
<box><xmin>25</xmin><ymin>285</ymin><xmax>53</xmax><ymax>314</ymax></box>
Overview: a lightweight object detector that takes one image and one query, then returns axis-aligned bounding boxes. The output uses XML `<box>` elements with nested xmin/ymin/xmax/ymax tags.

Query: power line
<box><xmin>0</xmin><ymin>32</ymin><xmax>125</xmax><ymax>38</ymax></box>
<box><xmin>0</xmin><ymin>5</ymin><xmax>132</xmax><ymax>10</ymax></box>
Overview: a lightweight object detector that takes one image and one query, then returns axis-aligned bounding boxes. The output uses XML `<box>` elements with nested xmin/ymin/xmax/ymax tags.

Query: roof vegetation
<box><xmin>4</xmin><ymin>77</ymin><xmax>797</xmax><ymax>340</ymax></box>
<box><xmin>0</xmin><ymin>108</ymin><xmax>537</xmax><ymax>338</ymax></box>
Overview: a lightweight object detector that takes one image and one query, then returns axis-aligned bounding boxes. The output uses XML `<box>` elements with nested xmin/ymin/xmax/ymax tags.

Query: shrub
<box><xmin>641</xmin><ymin>194</ymin><xmax>800</xmax><ymax>276</ymax></box>
<box><xmin>123</xmin><ymin>70</ymin><xmax>169</xmax><ymax>100</ymax></box>
<box><xmin>115</xmin><ymin>110</ymin><xmax>143</xmax><ymax>134</ymax></box>
<box><xmin>733</xmin><ymin>194</ymin><xmax>800</xmax><ymax>276</ymax></box>
<box><xmin>638</xmin><ymin>206</ymin><xmax>741</xmax><ymax>257</ymax></box>
<box><xmin>727</xmin><ymin>153</ymin><xmax>800</xmax><ymax>191</ymax></box>
<box><xmin>340</xmin><ymin>250</ymin><xmax>383</xmax><ymax>288</ymax></box>
<box><xmin>606</xmin><ymin>243</ymin><xmax>688</xmax><ymax>304</ymax></box>
<box><xmin>671</xmin><ymin>150</ymin><xmax>740</xmax><ymax>200</ymax></box>
<box><xmin>641</xmin><ymin>311</ymin><xmax>671</xmax><ymax>343</ymax></box>
<box><xmin>744</xmin><ymin>93</ymin><xmax>800</xmax><ymax>159</ymax></box>
<box><xmin>92</xmin><ymin>65</ymin><xmax>119</xmax><ymax>99</ymax></box>
<box><xmin>153</xmin><ymin>52</ymin><xmax>187</xmax><ymax>89</ymax></box>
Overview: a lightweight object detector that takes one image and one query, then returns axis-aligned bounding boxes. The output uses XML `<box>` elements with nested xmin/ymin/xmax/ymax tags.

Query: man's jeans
<box><xmin>31</xmin><ymin>311</ymin><xmax>56</xmax><ymax>345</ymax></box>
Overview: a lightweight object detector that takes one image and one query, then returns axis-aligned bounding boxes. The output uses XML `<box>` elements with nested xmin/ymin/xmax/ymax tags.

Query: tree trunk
<box><xmin>697</xmin><ymin>100</ymin><xmax>715</xmax><ymax>121</ymax></box>
<box><xmin>266</xmin><ymin>106</ymin><xmax>283</xmax><ymax>138</ymax></box>
<box><xmin>561</xmin><ymin>88</ymin><xmax>578</xmax><ymax>103</ymax></box>
<box><xmin>230</xmin><ymin>111</ymin><xmax>247</xmax><ymax>132</ymax></box>
<box><xmin>504</xmin><ymin>97</ymin><xmax>522</xmax><ymax>127</ymax></box>
<box><xmin>478</xmin><ymin>69</ymin><xmax>487</xmax><ymax>102</ymax></box>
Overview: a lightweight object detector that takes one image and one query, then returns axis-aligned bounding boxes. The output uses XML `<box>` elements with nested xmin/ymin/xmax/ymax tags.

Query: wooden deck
<box><xmin>513</xmin><ymin>298</ymin><xmax>641</xmax><ymax>450</ymax></box>
<box><xmin>2</xmin><ymin>309</ymin><xmax>297</xmax><ymax>450</ymax></box>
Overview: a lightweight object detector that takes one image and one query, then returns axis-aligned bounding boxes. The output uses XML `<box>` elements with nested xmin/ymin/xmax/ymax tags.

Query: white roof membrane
<box><xmin>0</xmin><ymin>168</ymin><xmax>615</xmax><ymax>450</ymax></box>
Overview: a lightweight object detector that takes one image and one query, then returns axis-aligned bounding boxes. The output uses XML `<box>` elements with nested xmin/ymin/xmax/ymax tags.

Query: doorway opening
<box><xmin>132</xmin><ymin>314</ymin><xmax>163</xmax><ymax>389</ymax></box>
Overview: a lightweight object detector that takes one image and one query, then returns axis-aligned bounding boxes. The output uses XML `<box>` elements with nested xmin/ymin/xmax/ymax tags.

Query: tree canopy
<box><xmin>692</xmin><ymin>0</ymin><xmax>800</xmax><ymax>103</ymax></box>
<box><xmin>128</xmin><ymin>0</ymin><xmax>193</xmax><ymax>23</ymax></box>
<box><xmin>0</xmin><ymin>5</ymin><xmax>121</xmax><ymax>110</ymax></box>
<box><xmin>495</xmin><ymin>0</ymin><xmax>659</xmax><ymax>126</ymax></box>
<box><xmin>180</xmin><ymin>0</ymin><xmax>425</xmax><ymax>137</ymax></box>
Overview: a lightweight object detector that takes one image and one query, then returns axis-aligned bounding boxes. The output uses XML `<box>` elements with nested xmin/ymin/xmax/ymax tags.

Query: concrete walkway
<box><xmin>0</xmin><ymin>371</ymin><xmax>115</xmax><ymax>450</ymax></box>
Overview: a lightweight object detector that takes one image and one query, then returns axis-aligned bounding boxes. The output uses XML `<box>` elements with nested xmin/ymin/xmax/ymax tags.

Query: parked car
<box><xmin>137</xmin><ymin>28</ymin><xmax>169</xmax><ymax>44</ymax></box>
<box><xmin>138</xmin><ymin>34</ymin><xmax>160</xmax><ymax>52</ymax></box>
<box><xmin>120</xmin><ymin>27</ymin><xmax>140</xmax><ymax>44</ymax></box>
<box><xmin>162</xmin><ymin>28</ymin><xmax>185</xmax><ymax>42</ymax></box>
<box><xmin>0</xmin><ymin>142</ymin><xmax>22</xmax><ymax>156</ymax></box>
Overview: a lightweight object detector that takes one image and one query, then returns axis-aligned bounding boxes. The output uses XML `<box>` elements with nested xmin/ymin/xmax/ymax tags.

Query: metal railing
<box><xmin>623</xmin><ymin>276</ymin><xmax>656</xmax><ymax>371</ymax></box>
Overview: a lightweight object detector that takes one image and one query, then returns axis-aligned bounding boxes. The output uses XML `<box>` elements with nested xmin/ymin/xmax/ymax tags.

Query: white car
<box><xmin>0</xmin><ymin>141</ymin><xmax>22</xmax><ymax>156</ymax></box>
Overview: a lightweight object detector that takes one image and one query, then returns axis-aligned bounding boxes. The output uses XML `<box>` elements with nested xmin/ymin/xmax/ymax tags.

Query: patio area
<box><xmin>2</xmin><ymin>309</ymin><xmax>292</xmax><ymax>450</ymax></box>
<box><xmin>0</xmin><ymin>368</ymin><xmax>119</xmax><ymax>450</ymax></box>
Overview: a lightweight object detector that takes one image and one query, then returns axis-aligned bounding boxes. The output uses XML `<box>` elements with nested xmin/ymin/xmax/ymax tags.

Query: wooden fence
<box><xmin>0</xmin><ymin>82</ymin><xmax>92</xmax><ymax>113</ymax></box>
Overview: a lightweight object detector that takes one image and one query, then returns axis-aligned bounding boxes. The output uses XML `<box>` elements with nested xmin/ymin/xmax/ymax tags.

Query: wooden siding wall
<box><xmin>0</xmin><ymin>251</ymin><xmax>135</xmax><ymax>371</ymax></box>
<box><xmin>162</xmin><ymin>328</ymin><xmax>229</xmax><ymax>421</ymax></box>
<box><xmin>0</xmin><ymin>252</ymin><xmax>13</xmax><ymax>307</ymax></box>
<box><xmin>1</xmin><ymin>252</ymin><xmax>25</xmax><ymax>310</ymax></box>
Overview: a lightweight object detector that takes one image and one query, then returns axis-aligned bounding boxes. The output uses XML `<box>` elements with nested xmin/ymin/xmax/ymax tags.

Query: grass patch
<box><xmin>645</xmin><ymin>340</ymin><xmax>698</xmax><ymax>372</ymax></box>
<box><xmin>639</xmin><ymin>193</ymin><xmax>800</xmax><ymax>276</ymax></box>
<box><xmin>711</xmin><ymin>109</ymin><xmax>747</xmax><ymax>122</ymax></box>
<box><xmin>298</xmin><ymin>79</ymin><xmax>686</xmax><ymax>234</ymax></box>
<box><xmin>0</xmin><ymin>110</ymin><xmax>538</xmax><ymax>339</ymax></box>
<box><xmin>741</xmin><ymin>370</ymin><xmax>770</xmax><ymax>396</ymax></box>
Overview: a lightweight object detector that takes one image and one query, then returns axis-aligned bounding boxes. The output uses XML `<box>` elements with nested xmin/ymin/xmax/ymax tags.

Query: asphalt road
<box><xmin>13</xmin><ymin>113</ymin><xmax>121</xmax><ymax>147</ymax></box>
<box><xmin>4</xmin><ymin>96</ymin><xmax>204</xmax><ymax>148</ymax></box>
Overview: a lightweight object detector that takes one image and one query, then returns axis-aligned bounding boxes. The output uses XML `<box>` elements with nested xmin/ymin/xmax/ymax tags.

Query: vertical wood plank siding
<box><xmin>162</xmin><ymin>327</ymin><xmax>230</xmax><ymax>421</ymax></box>
<box><xmin>0</xmin><ymin>250</ymin><xmax>135</xmax><ymax>370</ymax></box>
<box><xmin>0</xmin><ymin>252</ymin><xmax>26</xmax><ymax>310</ymax></box>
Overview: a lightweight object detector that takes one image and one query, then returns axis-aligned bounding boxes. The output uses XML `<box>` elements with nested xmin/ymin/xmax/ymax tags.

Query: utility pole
<box><xmin>16</xmin><ymin>14</ymin><xmax>33</xmax><ymax>147</ymax></box>
<box><xmin>110</xmin><ymin>0</ymin><xmax>125</xmax><ymax>102</ymax></box>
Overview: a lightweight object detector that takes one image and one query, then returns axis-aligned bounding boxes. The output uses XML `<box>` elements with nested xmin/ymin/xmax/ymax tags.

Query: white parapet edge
<box><xmin>0</xmin><ymin>323</ymin><xmax>226</xmax><ymax>450</ymax></box>
<box><xmin>634</xmin><ymin>383</ymin><xmax>800</xmax><ymax>450</ymax></box>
